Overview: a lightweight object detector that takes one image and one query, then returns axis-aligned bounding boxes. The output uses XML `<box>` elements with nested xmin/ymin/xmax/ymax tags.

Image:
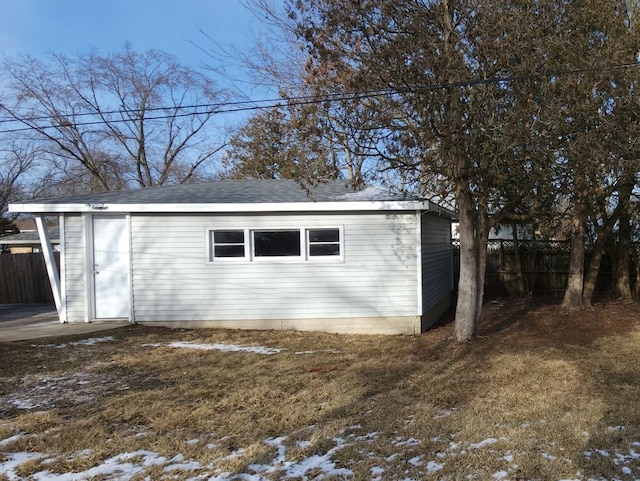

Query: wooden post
<box><xmin>35</xmin><ymin>215</ymin><xmax>64</xmax><ymax>323</ymax></box>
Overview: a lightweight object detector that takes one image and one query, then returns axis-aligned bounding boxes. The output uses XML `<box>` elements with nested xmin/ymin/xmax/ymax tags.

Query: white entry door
<box><xmin>92</xmin><ymin>215</ymin><xmax>130</xmax><ymax>319</ymax></box>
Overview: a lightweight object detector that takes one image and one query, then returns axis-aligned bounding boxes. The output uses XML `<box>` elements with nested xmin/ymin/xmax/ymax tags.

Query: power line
<box><xmin>0</xmin><ymin>60</ymin><xmax>638</xmax><ymax>135</ymax></box>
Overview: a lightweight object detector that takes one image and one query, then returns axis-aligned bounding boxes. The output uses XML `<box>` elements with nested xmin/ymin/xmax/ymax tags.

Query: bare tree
<box><xmin>1</xmin><ymin>45</ymin><xmax>229</xmax><ymax>192</ymax></box>
<box><xmin>203</xmin><ymin>1</ymin><xmax>380</xmax><ymax>186</ymax></box>
<box><xmin>0</xmin><ymin>139</ymin><xmax>41</xmax><ymax>215</ymax></box>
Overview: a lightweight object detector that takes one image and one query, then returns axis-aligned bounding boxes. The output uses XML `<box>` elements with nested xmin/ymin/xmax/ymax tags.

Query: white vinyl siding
<box><xmin>130</xmin><ymin>213</ymin><xmax>419</xmax><ymax>322</ymax></box>
<box><xmin>421</xmin><ymin>213</ymin><xmax>453</xmax><ymax>313</ymax></box>
<box><xmin>62</xmin><ymin>214</ymin><xmax>86</xmax><ymax>322</ymax></box>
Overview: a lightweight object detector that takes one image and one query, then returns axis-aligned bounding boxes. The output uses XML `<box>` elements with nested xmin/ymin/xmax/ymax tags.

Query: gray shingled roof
<box><xmin>16</xmin><ymin>179</ymin><xmax>413</xmax><ymax>205</ymax></box>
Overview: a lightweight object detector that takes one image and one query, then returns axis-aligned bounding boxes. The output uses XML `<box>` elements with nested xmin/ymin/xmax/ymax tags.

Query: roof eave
<box><xmin>9</xmin><ymin>200</ymin><xmax>446</xmax><ymax>215</ymax></box>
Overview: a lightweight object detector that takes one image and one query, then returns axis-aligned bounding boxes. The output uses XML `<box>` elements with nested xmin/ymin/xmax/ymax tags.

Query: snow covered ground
<box><xmin>2</xmin><ymin>422</ymin><xmax>640</xmax><ymax>480</ymax></box>
<box><xmin>1</xmin><ymin>338</ymin><xmax>639</xmax><ymax>480</ymax></box>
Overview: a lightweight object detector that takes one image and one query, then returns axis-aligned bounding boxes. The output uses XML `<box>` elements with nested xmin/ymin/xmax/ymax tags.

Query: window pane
<box><xmin>214</xmin><ymin>245</ymin><xmax>245</xmax><ymax>258</ymax></box>
<box><xmin>214</xmin><ymin>230</ymin><xmax>244</xmax><ymax>244</ymax></box>
<box><xmin>309</xmin><ymin>229</ymin><xmax>339</xmax><ymax>243</ymax></box>
<box><xmin>309</xmin><ymin>244</ymin><xmax>340</xmax><ymax>256</ymax></box>
<box><xmin>254</xmin><ymin>230</ymin><xmax>301</xmax><ymax>257</ymax></box>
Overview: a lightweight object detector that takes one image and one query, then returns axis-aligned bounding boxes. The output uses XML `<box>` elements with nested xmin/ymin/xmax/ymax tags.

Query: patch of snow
<box><xmin>448</xmin><ymin>441</ymin><xmax>462</xmax><ymax>451</ymax></box>
<box><xmin>9</xmin><ymin>398</ymin><xmax>43</xmax><ymax>410</ymax></box>
<box><xmin>69</xmin><ymin>336</ymin><xmax>115</xmax><ymax>346</ymax></box>
<box><xmin>0</xmin><ymin>434</ymin><xmax>23</xmax><ymax>447</ymax></box>
<box><xmin>163</xmin><ymin>459</ymin><xmax>202</xmax><ymax>472</ymax></box>
<box><xmin>426</xmin><ymin>461</ymin><xmax>444</xmax><ymax>473</ymax></box>
<box><xmin>283</xmin><ymin>452</ymin><xmax>354</xmax><ymax>479</ymax></box>
<box><xmin>167</xmin><ymin>341</ymin><xmax>283</xmax><ymax>355</ymax></box>
<box><xmin>256</xmin><ymin>435</ymin><xmax>358</xmax><ymax>479</ymax></box>
<box><xmin>31</xmin><ymin>451</ymin><xmax>169</xmax><ymax>480</ymax></box>
<box><xmin>0</xmin><ymin>452</ymin><xmax>44</xmax><ymax>477</ymax></box>
<box><xmin>393</xmin><ymin>437</ymin><xmax>421</xmax><ymax>447</ymax></box>
<box><xmin>470</xmin><ymin>438</ymin><xmax>498</xmax><ymax>449</ymax></box>
<box><xmin>38</xmin><ymin>336</ymin><xmax>115</xmax><ymax>348</ymax></box>
<box><xmin>6</xmin><ymin>422</ymin><xmax>640</xmax><ymax>481</ymax></box>
<box><xmin>333</xmin><ymin>186</ymin><xmax>410</xmax><ymax>202</ymax></box>
<box><xmin>214</xmin><ymin>448</ymin><xmax>246</xmax><ymax>463</ymax></box>
<box><xmin>353</xmin><ymin>432</ymin><xmax>378</xmax><ymax>442</ymax></box>
<box><xmin>265</xmin><ymin>437</ymin><xmax>287</xmax><ymax>465</ymax></box>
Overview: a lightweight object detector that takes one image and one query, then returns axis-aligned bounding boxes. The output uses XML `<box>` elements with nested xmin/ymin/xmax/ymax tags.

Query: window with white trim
<box><xmin>210</xmin><ymin>229</ymin><xmax>246</xmax><ymax>259</ymax></box>
<box><xmin>307</xmin><ymin>228</ymin><xmax>341</xmax><ymax>257</ymax></box>
<box><xmin>253</xmin><ymin>230</ymin><xmax>302</xmax><ymax>258</ymax></box>
<box><xmin>208</xmin><ymin>226</ymin><xmax>342</xmax><ymax>261</ymax></box>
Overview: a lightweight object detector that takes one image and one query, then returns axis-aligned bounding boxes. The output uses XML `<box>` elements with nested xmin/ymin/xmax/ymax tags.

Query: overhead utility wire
<box><xmin>0</xmin><ymin>60</ymin><xmax>639</xmax><ymax>135</ymax></box>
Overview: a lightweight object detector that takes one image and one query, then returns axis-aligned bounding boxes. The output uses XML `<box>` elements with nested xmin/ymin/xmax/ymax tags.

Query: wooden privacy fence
<box><xmin>0</xmin><ymin>253</ymin><xmax>59</xmax><ymax>304</ymax></box>
<box><xmin>453</xmin><ymin>239</ymin><xmax>631</xmax><ymax>297</ymax></box>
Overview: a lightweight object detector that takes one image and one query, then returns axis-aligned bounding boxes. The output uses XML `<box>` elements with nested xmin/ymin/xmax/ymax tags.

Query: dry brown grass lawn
<box><xmin>1</xmin><ymin>298</ymin><xmax>640</xmax><ymax>480</ymax></box>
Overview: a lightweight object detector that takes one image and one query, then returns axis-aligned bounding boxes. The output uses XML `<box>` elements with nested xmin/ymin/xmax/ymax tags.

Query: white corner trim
<box><xmin>59</xmin><ymin>215</ymin><xmax>67</xmax><ymax>323</ymax></box>
<box><xmin>35</xmin><ymin>215</ymin><xmax>63</xmax><ymax>323</ymax></box>
<box><xmin>415</xmin><ymin>211</ymin><xmax>423</xmax><ymax>317</ymax></box>
<box><xmin>82</xmin><ymin>213</ymin><xmax>93</xmax><ymax>323</ymax></box>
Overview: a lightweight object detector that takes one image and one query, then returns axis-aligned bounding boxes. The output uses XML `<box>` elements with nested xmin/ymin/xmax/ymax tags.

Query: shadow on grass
<box><xmin>3</xmin><ymin>300</ymin><xmax>640</xmax><ymax>479</ymax></box>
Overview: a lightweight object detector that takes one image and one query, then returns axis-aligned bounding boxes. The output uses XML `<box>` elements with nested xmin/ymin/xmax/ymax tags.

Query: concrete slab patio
<box><xmin>0</xmin><ymin>304</ymin><xmax>130</xmax><ymax>342</ymax></box>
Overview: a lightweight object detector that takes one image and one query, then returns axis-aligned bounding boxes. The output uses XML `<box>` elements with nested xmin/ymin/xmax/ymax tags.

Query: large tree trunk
<box><xmin>474</xmin><ymin>200</ymin><xmax>490</xmax><ymax>332</ymax></box>
<box><xmin>582</xmin><ymin>230</ymin><xmax>607</xmax><ymax>308</ymax></box>
<box><xmin>634</xmin><ymin>244</ymin><xmax>640</xmax><ymax>299</ymax></box>
<box><xmin>615</xmin><ymin>208</ymin><xmax>633</xmax><ymax>300</ymax></box>
<box><xmin>512</xmin><ymin>222</ymin><xmax>526</xmax><ymax>296</ymax></box>
<box><xmin>562</xmin><ymin>197</ymin><xmax>586</xmax><ymax>311</ymax></box>
<box><xmin>615</xmin><ymin>169</ymin><xmax>635</xmax><ymax>299</ymax></box>
<box><xmin>454</xmin><ymin>182</ymin><xmax>479</xmax><ymax>341</ymax></box>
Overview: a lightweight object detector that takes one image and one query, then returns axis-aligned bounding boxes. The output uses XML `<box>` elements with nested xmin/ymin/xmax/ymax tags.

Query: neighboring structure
<box><xmin>0</xmin><ymin>226</ymin><xmax>60</xmax><ymax>254</ymax></box>
<box><xmin>9</xmin><ymin>180</ymin><xmax>453</xmax><ymax>335</ymax></box>
<box><xmin>451</xmin><ymin>222</ymin><xmax>534</xmax><ymax>241</ymax></box>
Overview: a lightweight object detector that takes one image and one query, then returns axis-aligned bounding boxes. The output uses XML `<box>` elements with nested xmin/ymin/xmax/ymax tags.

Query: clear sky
<box><xmin>0</xmin><ymin>0</ymin><xmax>267</xmax><ymax>71</ymax></box>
